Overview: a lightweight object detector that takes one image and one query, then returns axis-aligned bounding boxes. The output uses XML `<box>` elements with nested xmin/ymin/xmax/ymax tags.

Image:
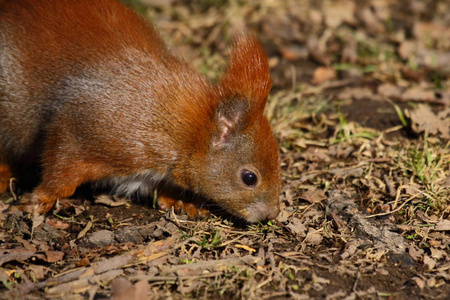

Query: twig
<box><xmin>130</xmin><ymin>271</ymin><xmax>224</xmax><ymax>282</ymax></box>
<box><xmin>366</xmin><ymin>185</ymin><xmax>424</xmax><ymax>218</ymax></box>
<box><xmin>383</xmin><ymin>174</ymin><xmax>396</xmax><ymax>197</ymax></box>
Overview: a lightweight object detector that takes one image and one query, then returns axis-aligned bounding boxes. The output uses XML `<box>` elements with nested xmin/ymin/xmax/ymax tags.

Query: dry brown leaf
<box><xmin>311</xmin><ymin>67</ymin><xmax>337</xmax><ymax>85</ymax></box>
<box><xmin>26</xmin><ymin>265</ymin><xmax>45</xmax><ymax>281</ymax></box>
<box><xmin>435</xmin><ymin>219</ymin><xmax>450</xmax><ymax>231</ymax></box>
<box><xmin>300</xmin><ymin>189</ymin><xmax>327</xmax><ymax>204</ymax></box>
<box><xmin>95</xmin><ymin>195</ymin><xmax>129</xmax><ymax>207</ymax></box>
<box><xmin>329</xmin><ymin>166</ymin><xmax>364</xmax><ymax>178</ymax></box>
<box><xmin>286</xmin><ymin>218</ymin><xmax>307</xmax><ymax>237</ymax></box>
<box><xmin>358</xmin><ymin>6</ymin><xmax>385</xmax><ymax>34</ymax></box>
<box><xmin>304</xmin><ymin>231</ymin><xmax>323</xmax><ymax>245</ymax></box>
<box><xmin>328</xmin><ymin>144</ymin><xmax>354</xmax><ymax>158</ymax></box>
<box><xmin>413</xmin><ymin>22</ymin><xmax>450</xmax><ymax>47</ymax></box>
<box><xmin>377</xmin><ymin>83</ymin><xmax>402</xmax><ymax>99</ymax></box>
<box><xmin>0</xmin><ymin>248</ymin><xmax>45</xmax><ymax>266</ymax></box>
<box><xmin>341</xmin><ymin>240</ymin><xmax>359</xmax><ymax>259</ymax></box>
<box><xmin>276</xmin><ymin>210</ymin><xmax>290</xmax><ymax>223</ymax></box>
<box><xmin>46</xmin><ymin>218</ymin><xmax>70</xmax><ymax>230</ymax></box>
<box><xmin>301</xmin><ymin>148</ymin><xmax>331</xmax><ymax>162</ymax></box>
<box><xmin>322</xmin><ymin>0</ymin><xmax>356</xmax><ymax>29</ymax></box>
<box><xmin>45</xmin><ymin>251</ymin><xmax>65</xmax><ymax>263</ymax></box>
<box><xmin>279</xmin><ymin>45</ymin><xmax>308</xmax><ymax>61</ymax></box>
<box><xmin>412</xmin><ymin>276</ymin><xmax>426</xmax><ymax>290</ymax></box>
<box><xmin>403</xmin><ymin>87</ymin><xmax>435</xmax><ymax>102</ymax></box>
<box><xmin>408</xmin><ymin>244</ymin><xmax>424</xmax><ymax>261</ymax></box>
<box><xmin>306</xmin><ymin>36</ymin><xmax>330</xmax><ymax>65</ymax></box>
<box><xmin>423</xmin><ymin>255</ymin><xmax>436</xmax><ymax>270</ymax></box>
<box><xmin>341</xmin><ymin>36</ymin><xmax>357</xmax><ymax>63</ymax></box>
<box><xmin>15</xmin><ymin>236</ymin><xmax>37</xmax><ymax>252</ymax></box>
<box><xmin>285</xmin><ymin>189</ymin><xmax>294</xmax><ymax>206</ymax></box>
<box><xmin>337</xmin><ymin>87</ymin><xmax>379</xmax><ymax>101</ymax></box>
<box><xmin>398</xmin><ymin>41</ymin><xmax>415</xmax><ymax>60</ymax></box>
<box><xmin>430</xmin><ymin>248</ymin><xmax>445</xmax><ymax>260</ymax></box>
<box><xmin>410</xmin><ymin>104</ymin><xmax>450</xmax><ymax>139</ymax></box>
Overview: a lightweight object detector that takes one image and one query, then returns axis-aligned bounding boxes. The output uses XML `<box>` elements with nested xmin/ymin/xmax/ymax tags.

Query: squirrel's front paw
<box><xmin>157</xmin><ymin>195</ymin><xmax>210</xmax><ymax>219</ymax></box>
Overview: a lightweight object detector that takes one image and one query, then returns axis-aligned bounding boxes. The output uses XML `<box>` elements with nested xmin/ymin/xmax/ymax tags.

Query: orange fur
<box><xmin>0</xmin><ymin>164</ymin><xmax>12</xmax><ymax>193</ymax></box>
<box><xmin>0</xmin><ymin>0</ymin><xmax>281</xmax><ymax>222</ymax></box>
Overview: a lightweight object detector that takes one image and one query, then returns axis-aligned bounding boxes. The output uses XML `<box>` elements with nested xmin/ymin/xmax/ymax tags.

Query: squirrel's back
<box><xmin>0</xmin><ymin>0</ymin><xmax>281</xmax><ymax>222</ymax></box>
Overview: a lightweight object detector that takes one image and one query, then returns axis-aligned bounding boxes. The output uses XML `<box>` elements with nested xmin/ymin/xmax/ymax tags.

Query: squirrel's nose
<box><xmin>245</xmin><ymin>201</ymin><xmax>280</xmax><ymax>222</ymax></box>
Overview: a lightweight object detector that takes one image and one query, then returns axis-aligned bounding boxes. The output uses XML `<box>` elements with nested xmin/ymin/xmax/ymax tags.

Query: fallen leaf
<box><xmin>329</xmin><ymin>166</ymin><xmax>364</xmax><ymax>178</ymax></box>
<box><xmin>328</xmin><ymin>144</ymin><xmax>354</xmax><ymax>158</ymax></box>
<box><xmin>279</xmin><ymin>45</ymin><xmax>308</xmax><ymax>61</ymax></box>
<box><xmin>304</xmin><ymin>232</ymin><xmax>323</xmax><ymax>245</ymax></box>
<box><xmin>45</xmin><ymin>251</ymin><xmax>65</xmax><ymax>263</ymax></box>
<box><xmin>403</xmin><ymin>87</ymin><xmax>435</xmax><ymax>102</ymax></box>
<box><xmin>427</xmin><ymin>277</ymin><xmax>437</xmax><ymax>288</ymax></box>
<box><xmin>413</xmin><ymin>22</ymin><xmax>450</xmax><ymax>48</ymax></box>
<box><xmin>276</xmin><ymin>209</ymin><xmax>290</xmax><ymax>223</ymax></box>
<box><xmin>301</xmin><ymin>148</ymin><xmax>331</xmax><ymax>162</ymax></box>
<box><xmin>306</xmin><ymin>36</ymin><xmax>330</xmax><ymax>65</ymax></box>
<box><xmin>95</xmin><ymin>195</ymin><xmax>129</xmax><ymax>207</ymax></box>
<box><xmin>46</xmin><ymin>218</ymin><xmax>70</xmax><ymax>230</ymax></box>
<box><xmin>408</xmin><ymin>244</ymin><xmax>424</xmax><ymax>261</ymax></box>
<box><xmin>285</xmin><ymin>189</ymin><xmax>294</xmax><ymax>206</ymax></box>
<box><xmin>341</xmin><ymin>240</ymin><xmax>359</xmax><ymax>259</ymax></box>
<box><xmin>358</xmin><ymin>6</ymin><xmax>385</xmax><ymax>34</ymax></box>
<box><xmin>435</xmin><ymin>219</ymin><xmax>450</xmax><ymax>231</ymax></box>
<box><xmin>410</xmin><ymin>104</ymin><xmax>450</xmax><ymax>139</ymax></box>
<box><xmin>300</xmin><ymin>189</ymin><xmax>327</xmax><ymax>204</ymax></box>
<box><xmin>337</xmin><ymin>87</ymin><xmax>379</xmax><ymax>101</ymax></box>
<box><xmin>77</xmin><ymin>220</ymin><xmax>93</xmax><ymax>239</ymax></box>
<box><xmin>430</xmin><ymin>248</ymin><xmax>445</xmax><ymax>260</ymax></box>
<box><xmin>398</xmin><ymin>41</ymin><xmax>415</xmax><ymax>60</ymax></box>
<box><xmin>412</xmin><ymin>276</ymin><xmax>426</xmax><ymax>290</ymax></box>
<box><xmin>341</xmin><ymin>36</ymin><xmax>357</xmax><ymax>63</ymax></box>
<box><xmin>26</xmin><ymin>265</ymin><xmax>45</xmax><ymax>281</ymax></box>
<box><xmin>322</xmin><ymin>0</ymin><xmax>356</xmax><ymax>29</ymax></box>
<box><xmin>15</xmin><ymin>236</ymin><xmax>37</xmax><ymax>252</ymax></box>
<box><xmin>311</xmin><ymin>67</ymin><xmax>337</xmax><ymax>85</ymax></box>
<box><xmin>423</xmin><ymin>255</ymin><xmax>436</xmax><ymax>270</ymax></box>
<box><xmin>286</xmin><ymin>218</ymin><xmax>307</xmax><ymax>237</ymax></box>
<box><xmin>377</xmin><ymin>83</ymin><xmax>402</xmax><ymax>99</ymax></box>
<box><xmin>0</xmin><ymin>249</ymin><xmax>45</xmax><ymax>266</ymax></box>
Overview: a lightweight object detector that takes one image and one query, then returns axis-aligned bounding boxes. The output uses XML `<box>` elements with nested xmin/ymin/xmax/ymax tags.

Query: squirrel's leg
<box><xmin>17</xmin><ymin>142</ymin><xmax>106</xmax><ymax>214</ymax></box>
<box><xmin>0</xmin><ymin>163</ymin><xmax>12</xmax><ymax>193</ymax></box>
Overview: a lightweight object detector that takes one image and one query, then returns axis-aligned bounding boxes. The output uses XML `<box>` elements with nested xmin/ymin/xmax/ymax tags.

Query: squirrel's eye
<box><xmin>241</xmin><ymin>169</ymin><xmax>257</xmax><ymax>186</ymax></box>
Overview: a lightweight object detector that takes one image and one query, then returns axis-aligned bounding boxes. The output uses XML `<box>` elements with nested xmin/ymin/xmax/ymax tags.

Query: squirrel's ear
<box><xmin>212</xmin><ymin>98</ymin><xmax>249</xmax><ymax>149</ymax></box>
<box><xmin>220</xmin><ymin>34</ymin><xmax>272</xmax><ymax>111</ymax></box>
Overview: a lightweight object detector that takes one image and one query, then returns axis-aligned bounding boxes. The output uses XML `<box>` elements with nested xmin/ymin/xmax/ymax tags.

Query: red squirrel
<box><xmin>0</xmin><ymin>0</ymin><xmax>281</xmax><ymax>222</ymax></box>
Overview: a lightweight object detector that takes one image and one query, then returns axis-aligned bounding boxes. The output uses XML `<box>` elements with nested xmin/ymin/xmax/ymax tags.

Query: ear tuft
<box><xmin>220</xmin><ymin>34</ymin><xmax>272</xmax><ymax>111</ymax></box>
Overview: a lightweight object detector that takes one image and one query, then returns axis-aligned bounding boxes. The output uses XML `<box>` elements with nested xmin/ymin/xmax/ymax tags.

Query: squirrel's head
<box><xmin>188</xmin><ymin>34</ymin><xmax>281</xmax><ymax>222</ymax></box>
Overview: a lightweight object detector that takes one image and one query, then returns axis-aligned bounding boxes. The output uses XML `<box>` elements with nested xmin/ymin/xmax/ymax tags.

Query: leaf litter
<box><xmin>1</xmin><ymin>0</ymin><xmax>450</xmax><ymax>299</ymax></box>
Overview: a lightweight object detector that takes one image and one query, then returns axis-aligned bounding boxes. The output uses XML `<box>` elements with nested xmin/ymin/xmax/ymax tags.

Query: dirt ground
<box><xmin>1</xmin><ymin>0</ymin><xmax>449</xmax><ymax>299</ymax></box>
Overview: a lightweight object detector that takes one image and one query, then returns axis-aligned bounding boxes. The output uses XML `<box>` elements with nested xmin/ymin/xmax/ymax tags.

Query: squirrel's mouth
<box><xmin>241</xmin><ymin>200</ymin><xmax>280</xmax><ymax>222</ymax></box>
